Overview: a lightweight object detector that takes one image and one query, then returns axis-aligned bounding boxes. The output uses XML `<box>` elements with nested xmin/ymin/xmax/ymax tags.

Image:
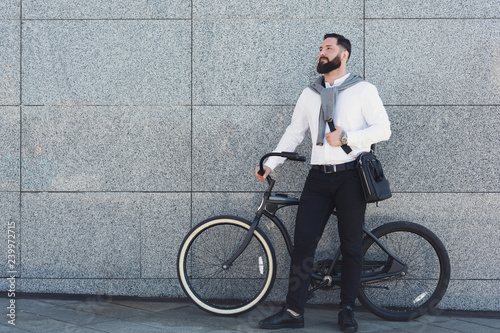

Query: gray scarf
<box><xmin>309</xmin><ymin>74</ymin><xmax>363</xmax><ymax>146</ymax></box>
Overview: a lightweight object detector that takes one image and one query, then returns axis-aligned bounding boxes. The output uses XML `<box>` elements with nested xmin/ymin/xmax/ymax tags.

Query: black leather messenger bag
<box><xmin>327</xmin><ymin>121</ymin><xmax>392</xmax><ymax>204</ymax></box>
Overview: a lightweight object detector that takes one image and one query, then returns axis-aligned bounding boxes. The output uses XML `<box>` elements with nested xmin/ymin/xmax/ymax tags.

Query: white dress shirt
<box><xmin>265</xmin><ymin>73</ymin><xmax>391</xmax><ymax>170</ymax></box>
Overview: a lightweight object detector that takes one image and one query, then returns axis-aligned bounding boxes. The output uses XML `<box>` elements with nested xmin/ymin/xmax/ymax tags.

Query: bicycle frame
<box><xmin>262</xmin><ymin>196</ymin><xmax>408</xmax><ymax>288</ymax></box>
<box><xmin>223</xmin><ymin>152</ymin><xmax>408</xmax><ymax>292</ymax></box>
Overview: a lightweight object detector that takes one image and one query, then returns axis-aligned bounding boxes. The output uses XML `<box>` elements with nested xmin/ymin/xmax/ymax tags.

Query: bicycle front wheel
<box><xmin>359</xmin><ymin>221</ymin><xmax>450</xmax><ymax>321</ymax></box>
<box><xmin>177</xmin><ymin>216</ymin><xmax>276</xmax><ymax>315</ymax></box>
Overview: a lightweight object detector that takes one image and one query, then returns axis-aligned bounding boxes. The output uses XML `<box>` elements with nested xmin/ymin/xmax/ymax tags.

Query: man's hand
<box><xmin>255</xmin><ymin>165</ymin><xmax>272</xmax><ymax>182</ymax></box>
<box><xmin>325</xmin><ymin>126</ymin><xmax>343</xmax><ymax>147</ymax></box>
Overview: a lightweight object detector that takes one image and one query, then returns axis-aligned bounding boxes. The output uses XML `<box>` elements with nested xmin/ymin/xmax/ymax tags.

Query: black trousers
<box><xmin>286</xmin><ymin>167</ymin><xmax>366</xmax><ymax>314</ymax></box>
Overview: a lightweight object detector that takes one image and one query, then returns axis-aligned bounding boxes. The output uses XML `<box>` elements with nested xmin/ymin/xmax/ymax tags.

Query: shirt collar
<box><xmin>325</xmin><ymin>73</ymin><xmax>351</xmax><ymax>88</ymax></box>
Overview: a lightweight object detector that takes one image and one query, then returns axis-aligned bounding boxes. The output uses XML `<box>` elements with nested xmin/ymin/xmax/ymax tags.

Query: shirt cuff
<box><xmin>264</xmin><ymin>156</ymin><xmax>285</xmax><ymax>171</ymax></box>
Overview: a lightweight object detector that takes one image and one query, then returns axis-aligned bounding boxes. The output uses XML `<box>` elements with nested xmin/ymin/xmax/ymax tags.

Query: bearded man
<box><xmin>255</xmin><ymin>33</ymin><xmax>391</xmax><ymax>333</ymax></box>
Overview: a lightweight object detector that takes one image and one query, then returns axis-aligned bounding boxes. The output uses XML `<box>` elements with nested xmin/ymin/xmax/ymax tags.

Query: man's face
<box><xmin>317</xmin><ymin>37</ymin><xmax>344</xmax><ymax>74</ymax></box>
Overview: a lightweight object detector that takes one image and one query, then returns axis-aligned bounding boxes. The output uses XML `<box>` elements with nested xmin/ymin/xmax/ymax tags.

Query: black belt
<box><xmin>312</xmin><ymin>161</ymin><xmax>356</xmax><ymax>173</ymax></box>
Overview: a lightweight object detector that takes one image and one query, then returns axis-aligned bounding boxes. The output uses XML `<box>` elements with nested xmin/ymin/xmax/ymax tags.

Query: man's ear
<box><xmin>341</xmin><ymin>50</ymin><xmax>349</xmax><ymax>62</ymax></box>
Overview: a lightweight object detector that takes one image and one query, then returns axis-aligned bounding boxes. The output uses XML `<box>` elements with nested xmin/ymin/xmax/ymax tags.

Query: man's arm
<box><xmin>254</xmin><ymin>90</ymin><xmax>310</xmax><ymax>181</ymax></box>
<box><xmin>345</xmin><ymin>83</ymin><xmax>391</xmax><ymax>148</ymax></box>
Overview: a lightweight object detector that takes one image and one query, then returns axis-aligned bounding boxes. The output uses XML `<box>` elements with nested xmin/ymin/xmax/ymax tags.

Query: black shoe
<box><xmin>338</xmin><ymin>305</ymin><xmax>358</xmax><ymax>333</ymax></box>
<box><xmin>258</xmin><ymin>307</ymin><xmax>304</xmax><ymax>329</ymax></box>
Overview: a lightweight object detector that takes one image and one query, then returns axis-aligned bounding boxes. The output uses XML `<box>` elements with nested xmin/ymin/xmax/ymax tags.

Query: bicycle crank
<box><xmin>310</xmin><ymin>260</ymin><xmax>338</xmax><ymax>291</ymax></box>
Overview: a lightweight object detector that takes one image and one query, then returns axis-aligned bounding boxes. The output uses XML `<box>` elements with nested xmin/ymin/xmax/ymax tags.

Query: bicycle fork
<box><xmin>222</xmin><ymin>215</ymin><xmax>261</xmax><ymax>270</ymax></box>
<box><xmin>222</xmin><ymin>189</ymin><xmax>271</xmax><ymax>270</ymax></box>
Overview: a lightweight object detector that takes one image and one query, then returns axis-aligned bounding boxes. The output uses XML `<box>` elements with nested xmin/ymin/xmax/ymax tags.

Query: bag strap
<box><xmin>327</xmin><ymin>120</ymin><xmax>353</xmax><ymax>154</ymax></box>
<box><xmin>327</xmin><ymin>120</ymin><xmax>377</xmax><ymax>155</ymax></box>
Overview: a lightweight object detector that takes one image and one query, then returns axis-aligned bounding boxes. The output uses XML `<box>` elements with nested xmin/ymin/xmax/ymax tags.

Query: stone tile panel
<box><xmin>21</xmin><ymin>192</ymin><xmax>191</xmax><ymax>279</ymax></box>
<box><xmin>22</xmin><ymin>20</ymin><xmax>191</xmax><ymax>105</ymax></box>
<box><xmin>0</xmin><ymin>21</ymin><xmax>20</xmax><ymax>105</ymax></box>
<box><xmin>366</xmin><ymin>0</ymin><xmax>500</xmax><ymax>18</ymax></box>
<box><xmin>194</xmin><ymin>0</ymin><xmax>362</xmax><ymax>18</ymax></box>
<box><xmin>5</xmin><ymin>278</ymin><xmax>183</xmax><ymax>298</ymax></box>
<box><xmin>0</xmin><ymin>107</ymin><xmax>20</xmax><ymax>190</ymax></box>
<box><xmin>381</xmin><ymin>106</ymin><xmax>499</xmax><ymax>192</ymax></box>
<box><xmin>192</xmin><ymin>105</ymin><xmax>310</xmax><ymax>192</ymax></box>
<box><xmin>193</xmin><ymin>19</ymin><xmax>364</xmax><ymax>105</ymax></box>
<box><xmin>23</xmin><ymin>0</ymin><xmax>190</xmax><ymax>19</ymax></box>
<box><xmin>22</xmin><ymin>106</ymin><xmax>191</xmax><ymax>191</ymax></box>
<box><xmin>0</xmin><ymin>0</ymin><xmax>20</xmax><ymax>19</ymax></box>
<box><xmin>21</xmin><ymin>192</ymin><xmax>142</xmax><ymax>278</ymax></box>
<box><xmin>1</xmin><ymin>193</ymin><xmax>20</xmax><ymax>276</ymax></box>
<box><xmin>365</xmin><ymin>19</ymin><xmax>500</xmax><ymax>105</ymax></box>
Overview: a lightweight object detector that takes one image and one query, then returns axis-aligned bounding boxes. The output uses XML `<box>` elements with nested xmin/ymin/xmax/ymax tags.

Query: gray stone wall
<box><xmin>1</xmin><ymin>1</ymin><xmax>499</xmax><ymax>311</ymax></box>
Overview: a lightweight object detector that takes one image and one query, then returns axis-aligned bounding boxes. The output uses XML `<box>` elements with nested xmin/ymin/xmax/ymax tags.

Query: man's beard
<box><xmin>317</xmin><ymin>54</ymin><xmax>341</xmax><ymax>74</ymax></box>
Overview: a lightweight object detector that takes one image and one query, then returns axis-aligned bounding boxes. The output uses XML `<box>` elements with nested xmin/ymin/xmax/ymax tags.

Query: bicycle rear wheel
<box><xmin>177</xmin><ymin>216</ymin><xmax>276</xmax><ymax>315</ymax></box>
<box><xmin>359</xmin><ymin>221</ymin><xmax>450</xmax><ymax>321</ymax></box>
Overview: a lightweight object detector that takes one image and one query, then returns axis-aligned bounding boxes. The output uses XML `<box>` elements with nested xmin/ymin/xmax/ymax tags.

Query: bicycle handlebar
<box><xmin>258</xmin><ymin>152</ymin><xmax>306</xmax><ymax>183</ymax></box>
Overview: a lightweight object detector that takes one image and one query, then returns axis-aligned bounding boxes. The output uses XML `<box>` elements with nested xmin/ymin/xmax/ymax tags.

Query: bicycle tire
<box><xmin>358</xmin><ymin>221</ymin><xmax>450</xmax><ymax>321</ymax></box>
<box><xmin>177</xmin><ymin>216</ymin><xmax>277</xmax><ymax>315</ymax></box>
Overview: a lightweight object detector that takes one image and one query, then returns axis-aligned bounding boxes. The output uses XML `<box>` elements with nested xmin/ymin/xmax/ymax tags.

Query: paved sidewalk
<box><xmin>1</xmin><ymin>296</ymin><xmax>499</xmax><ymax>332</ymax></box>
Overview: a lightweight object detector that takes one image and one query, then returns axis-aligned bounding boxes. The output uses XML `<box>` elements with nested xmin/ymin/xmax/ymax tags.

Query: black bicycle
<box><xmin>177</xmin><ymin>152</ymin><xmax>450</xmax><ymax>321</ymax></box>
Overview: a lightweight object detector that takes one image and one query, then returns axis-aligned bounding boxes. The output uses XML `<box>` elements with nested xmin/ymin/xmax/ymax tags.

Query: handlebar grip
<box><xmin>280</xmin><ymin>152</ymin><xmax>306</xmax><ymax>162</ymax></box>
<box><xmin>258</xmin><ymin>151</ymin><xmax>306</xmax><ymax>180</ymax></box>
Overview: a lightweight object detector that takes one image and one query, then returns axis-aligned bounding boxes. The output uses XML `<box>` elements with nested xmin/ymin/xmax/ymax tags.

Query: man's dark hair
<box><xmin>323</xmin><ymin>33</ymin><xmax>351</xmax><ymax>60</ymax></box>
